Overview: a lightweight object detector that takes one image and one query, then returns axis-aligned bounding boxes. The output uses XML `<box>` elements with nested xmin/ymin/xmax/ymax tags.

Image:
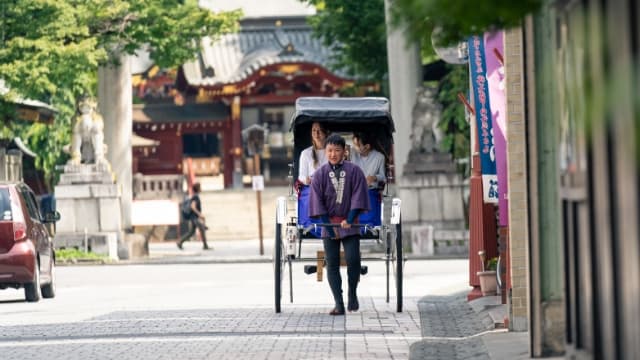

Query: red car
<box><xmin>0</xmin><ymin>182</ymin><xmax>59</xmax><ymax>302</ymax></box>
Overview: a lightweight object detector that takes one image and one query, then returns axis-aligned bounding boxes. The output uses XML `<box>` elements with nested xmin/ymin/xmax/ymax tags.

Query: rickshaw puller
<box><xmin>309</xmin><ymin>134</ymin><xmax>370</xmax><ymax>315</ymax></box>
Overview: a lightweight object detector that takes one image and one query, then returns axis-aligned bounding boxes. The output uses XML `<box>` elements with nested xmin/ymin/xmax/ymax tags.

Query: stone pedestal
<box><xmin>54</xmin><ymin>164</ymin><xmax>122</xmax><ymax>260</ymax></box>
<box><xmin>398</xmin><ymin>152</ymin><xmax>468</xmax><ymax>255</ymax></box>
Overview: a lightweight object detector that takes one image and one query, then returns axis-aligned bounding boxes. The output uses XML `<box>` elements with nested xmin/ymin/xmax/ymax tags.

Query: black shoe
<box><xmin>177</xmin><ymin>242</ymin><xmax>183</xmax><ymax>250</ymax></box>
<box><xmin>203</xmin><ymin>245</ymin><xmax>211</xmax><ymax>250</ymax></box>
<box><xmin>348</xmin><ymin>296</ymin><xmax>359</xmax><ymax>312</ymax></box>
<box><xmin>329</xmin><ymin>307</ymin><xmax>345</xmax><ymax>316</ymax></box>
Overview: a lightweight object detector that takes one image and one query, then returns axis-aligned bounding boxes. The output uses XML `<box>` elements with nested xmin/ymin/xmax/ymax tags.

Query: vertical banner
<box><xmin>468</xmin><ymin>36</ymin><xmax>498</xmax><ymax>203</ymax></box>
<box><xmin>484</xmin><ymin>31</ymin><xmax>508</xmax><ymax>225</ymax></box>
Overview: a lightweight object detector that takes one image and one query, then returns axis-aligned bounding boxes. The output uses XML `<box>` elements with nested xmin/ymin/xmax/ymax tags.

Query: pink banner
<box><xmin>484</xmin><ymin>31</ymin><xmax>508</xmax><ymax>226</ymax></box>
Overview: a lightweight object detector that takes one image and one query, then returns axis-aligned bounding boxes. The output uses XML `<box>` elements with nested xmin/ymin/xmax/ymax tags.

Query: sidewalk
<box><xmin>133</xmin><ymin>238</ymin><xmax>277</xmax><ymax>264</ymax></box>
<box><xmin>127</xmin><ymin>239</ymin><xmax>532</xmax><ymax>359</ymax></box>
<box><xmin>408</xmin><ymin>292</ymin><xmax>531</xmax><ymax>359</ymax></box>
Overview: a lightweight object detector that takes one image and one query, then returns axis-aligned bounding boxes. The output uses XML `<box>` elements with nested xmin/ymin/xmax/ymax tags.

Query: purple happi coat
<box><xmin>309</xmin><ymin>161</ymin><xmax>370</xmax><ymax>238</ymax></box>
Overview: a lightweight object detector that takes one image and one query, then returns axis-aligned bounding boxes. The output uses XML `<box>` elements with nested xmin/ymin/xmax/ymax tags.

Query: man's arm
<box><xmin>374</xmin><ymin>151</ymin><xmax>386</xmax><ymax>183</ymax></box>
<box><xmin>191</xmin><ymin>200</ymin><xmax>203</xmax><ymax>219</ymax></box>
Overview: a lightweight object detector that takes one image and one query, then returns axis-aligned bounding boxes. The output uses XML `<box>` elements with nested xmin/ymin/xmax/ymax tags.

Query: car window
<box><xmin>0</xmin><ymin>188</ymin><xmax>11</xmax><ymax>220</ymax></box>
<box><xmin>20</xmin><ymin>188</ymin><xmax>41</xmax><ymax>221</ymax></box>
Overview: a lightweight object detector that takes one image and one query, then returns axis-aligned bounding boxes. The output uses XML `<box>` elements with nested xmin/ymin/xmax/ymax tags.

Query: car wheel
<box><xmin>41</xmin><ymin>259</ymin><xmax>56</xmax><ymax>299</ymax></box>
<box><xmin>24</xmin><ymin>261</ymin><xmax>42</xmax><ymax>302</ymax></box>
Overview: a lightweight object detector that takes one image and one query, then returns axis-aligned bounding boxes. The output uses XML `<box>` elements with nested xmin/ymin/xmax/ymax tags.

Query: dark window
<box><xmin>182</xmin><ymin>133</ymin><xmax>220</xmax><ymax>157</ymax></box>
<box><xmin>20</xmin><ymin>188</ymin><xmax>41</xmax><ymax>221</ymax></box>
<box><xmin>0</xmin><ymin>189</ymin><xmax>12</xmax><ymax>220</ymax></box>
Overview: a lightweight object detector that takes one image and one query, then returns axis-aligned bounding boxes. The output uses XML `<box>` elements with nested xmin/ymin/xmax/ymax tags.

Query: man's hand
<box><xmin>340</xmin><ymin>219</ymin><xmax>351</xmax><ymax>229</ymax></box>
<box><xmin>366</xmin><ymin>175</ymin><xmax>376</xmax><ymax>186</ymax></box>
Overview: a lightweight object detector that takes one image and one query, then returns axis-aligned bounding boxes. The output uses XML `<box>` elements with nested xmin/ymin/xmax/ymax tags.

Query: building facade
<box><xmin>131</xmin><ymin>15</ymin><xmax>355</xmax><ymax>189</ymax></box>
<box><xmin>499</xmin><ymin>0</ymin><xmax>640</xmax><ymax>357</ymax></box>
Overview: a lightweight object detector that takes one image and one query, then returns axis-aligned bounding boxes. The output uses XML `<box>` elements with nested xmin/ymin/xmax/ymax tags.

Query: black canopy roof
<box><xmin>289</xmin><ymin>97</ymin><xmax>395</xmax><ymax>136</ymax></box>
<box><xmin>289</xmin><ymin>97</ymin><xmax>395</xmax><ymax>180</ymax></box>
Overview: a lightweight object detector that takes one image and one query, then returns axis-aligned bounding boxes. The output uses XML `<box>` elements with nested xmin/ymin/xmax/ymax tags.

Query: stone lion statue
<box><xmin>67</xmin><ymin>95</ymin><xmax>110</xmax><ymax>167</ymax></box>
<box><xmin>411</xmin><ymin>86</ymin><xmax>444</xmax><ymax>153</ymax></box>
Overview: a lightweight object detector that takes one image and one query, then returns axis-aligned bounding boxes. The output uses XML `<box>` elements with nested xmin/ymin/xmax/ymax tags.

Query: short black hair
<box><xmin>325</xmin><ymin>133</ymin><xmax>346</xmax><ymax>148</ymax></box>
<box><xmin>353</xmin><ymin>131</ymin><xmax>374</xmax><ymax>146</ymax></box>
<box><xmin>192</xmin><ymin>182</ymin><xmax>201</xmax><ymax>193</ymax></box>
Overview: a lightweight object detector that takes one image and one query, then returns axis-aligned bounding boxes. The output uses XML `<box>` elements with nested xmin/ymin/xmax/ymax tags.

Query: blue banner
<box><xmin>468</xmin><ymin>35</ymin><xmax>498</xmax><ymax>203</ymax></box>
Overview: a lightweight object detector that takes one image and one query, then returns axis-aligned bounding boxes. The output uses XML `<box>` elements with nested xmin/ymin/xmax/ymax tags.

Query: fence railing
<box><xmin>132</xmin><ymin>173</ymin><xmax>185</xmax><ymax>200</ymax></box>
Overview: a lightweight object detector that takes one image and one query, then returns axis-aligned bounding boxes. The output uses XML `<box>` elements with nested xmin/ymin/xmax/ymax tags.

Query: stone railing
<box><xmin>411</xmin><ymin>226</ymin><xmax>469</xmax><ymax>256</ymax></box>
<box><xmin>132</xmin><ymin>173</ymin><xmax>185</xmax><ymax>200</ymax></box>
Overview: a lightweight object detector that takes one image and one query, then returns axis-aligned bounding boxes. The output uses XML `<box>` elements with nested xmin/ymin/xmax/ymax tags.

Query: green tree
<box><xmin>389</xmin><ymin>1</ymin><xmax>542</xmax><ymax>175</ymax></box>
<box><xmin>301</xmin><ymin>0</ymin><xmax>388</xmax><ymax>87</ymax></box>
<box><xmin>0</xmin><ymin>0</ymin><xmax>241</xmax><ymax>190</ymax></box>
<box><xmin>389</xmin><ymin>0</ymin><xmax>541</xmax><ymax>46</ymax></box>
<box><xmin>437</xmin><ymin>64</ymin><xmax>470</xmax><ymax>175</ymax></box>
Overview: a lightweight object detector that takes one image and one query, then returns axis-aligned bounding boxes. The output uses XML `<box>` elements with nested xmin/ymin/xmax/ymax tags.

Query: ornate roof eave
<box><xmin>190</xmin><ymin>62</ymin><xmax>354</xmax><ymax>101</ymax></box>
<box><xmin>182</xmin><ymin>23</ymin><xmax>353</xmax><ymax>89</ymax></box>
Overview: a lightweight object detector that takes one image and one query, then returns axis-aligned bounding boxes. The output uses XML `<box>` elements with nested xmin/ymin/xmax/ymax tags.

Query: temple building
<box><xmin>132</xmin><ymin>5</ymin><xmax>357</xmax><ymax>189</ymax></box>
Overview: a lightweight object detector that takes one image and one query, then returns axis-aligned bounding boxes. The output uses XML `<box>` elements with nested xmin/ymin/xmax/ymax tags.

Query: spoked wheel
<box><xmin>274</xmin><ymin>223</ymin><xmax>283</xmax><ymax>313</ymax></box>
<box><xmin>395</xmin><ymin>220</ymin><xmax>403</xmax><ymax>312</ymax></box>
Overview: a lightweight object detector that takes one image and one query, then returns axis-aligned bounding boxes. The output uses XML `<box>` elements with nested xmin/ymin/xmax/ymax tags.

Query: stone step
<box><xmin>198</xmin><ymin>186</ymin><xmax>287</xmax><ymax>241</ymax></box>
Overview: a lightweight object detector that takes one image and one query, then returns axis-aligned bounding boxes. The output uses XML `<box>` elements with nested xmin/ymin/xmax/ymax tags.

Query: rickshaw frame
<box><xmin>274</xmin><ymin>96</ymin><xmax>404</xmax><ymax>313</ymax></box>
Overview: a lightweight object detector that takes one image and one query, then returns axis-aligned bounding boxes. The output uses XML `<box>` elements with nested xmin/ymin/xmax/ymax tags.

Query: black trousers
<box><xmin>322</xmin><ymin>234</ymin><xmax>360</xmax><ymax>307</ymax></box>
<box><xmin>179</xmin><ymin>218</ymin><xmax>208</xmax><ymax>248</ymax></box>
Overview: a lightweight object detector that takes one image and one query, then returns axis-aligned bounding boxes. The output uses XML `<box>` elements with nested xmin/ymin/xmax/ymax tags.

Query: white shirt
<box><xmin>298</xmin><ymin>146</ymin><xmax>326</xmax><ymax>183</ymax></box>
<box><xmin>351</xmin><ymin>149</ymin><xmax>386</xmax><ymax>186</ymax></box>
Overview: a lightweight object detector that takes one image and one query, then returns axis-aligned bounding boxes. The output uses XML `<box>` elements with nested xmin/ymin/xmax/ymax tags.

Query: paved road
<box><xmin>0</xmin><ymin>259</ymin><xmax>469</xmax><ymax>359</ymax></box>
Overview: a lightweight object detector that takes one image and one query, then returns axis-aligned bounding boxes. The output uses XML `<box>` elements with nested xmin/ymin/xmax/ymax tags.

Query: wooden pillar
<box><xmin>230</xmin><ymin>96</ymin><xmax>243</xmax><ymax>189</ymax></box>
<box><xmin>467</xmin><ymin>154</ymin><xmax>485</xmax><ymax>300</ymax></box>
<box><xmin>468</xmin><ymin>153</ymin><xmax>498</xmax><ymax>301</ymax></box>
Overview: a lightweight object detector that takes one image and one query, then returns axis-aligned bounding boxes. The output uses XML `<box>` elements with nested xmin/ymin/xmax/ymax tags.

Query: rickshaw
<box><xmin>274</xmin><ymin>97</ymin><xmax>404</xmax><ymax>313</ymax></box>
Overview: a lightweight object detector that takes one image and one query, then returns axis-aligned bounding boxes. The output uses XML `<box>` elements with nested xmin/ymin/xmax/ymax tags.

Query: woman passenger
<box><xmin>297</xmin><ymin>121</ymin><xmax>329</xmax><ymax>237</ymax></box>
<box><xmin>298</xmin><ymin>122</ymin><xmax>328</xmax><ymax>184</ymax></box>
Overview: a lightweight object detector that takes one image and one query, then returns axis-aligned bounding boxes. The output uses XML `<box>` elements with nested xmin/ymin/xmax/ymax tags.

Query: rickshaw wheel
<box><xmin>274</xmin><ymin>222</ymin><xmax>283</xmax><ymax>313</ymax></box>
<box><xmin>395</xmin><ymin>219</ymin><xmax>403</xmax><ymax>313</ymax></box>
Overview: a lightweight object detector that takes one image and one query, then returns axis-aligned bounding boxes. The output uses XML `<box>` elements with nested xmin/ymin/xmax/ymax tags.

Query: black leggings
<box><xmin>322</xmin><ymin>235</ymin><xmax>360</xmax><ymax>307</ymax></box>
<box><xmin>179</xmin><ymin>218</ymin><xmax>208</xmax><ymax>247</ymax></box>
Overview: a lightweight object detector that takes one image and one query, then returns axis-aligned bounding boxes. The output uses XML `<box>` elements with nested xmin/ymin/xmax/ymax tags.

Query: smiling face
<box><xmin>352</xmin><ymin>134</ymin><xmax>371</xmax><ymax>155</ymax></box>
<box><xmin>311</xmin><ymin>122</ymin><xmax>327</xmax><ymax>149</ymax></box>
<box><xmin>325</xmin><ymin>143</ymin><xmax>345</xmax><ymax>165</ymax></box>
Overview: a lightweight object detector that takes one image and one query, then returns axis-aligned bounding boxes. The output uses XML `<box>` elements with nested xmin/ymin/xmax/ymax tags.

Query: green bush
<box><xmin>56</xmin><ymin>248</ymin><xmax>108</xmax><ymax>262</ymax></box>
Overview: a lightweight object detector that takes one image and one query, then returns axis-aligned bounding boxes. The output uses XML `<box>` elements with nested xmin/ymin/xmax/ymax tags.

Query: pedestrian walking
<box><xmin>309</xmin><ymin>134</ymin><xmax>370</xmax><ymax>315</ymax></box>
<box><xmin>178</xmin><ymin>182</ymin><xmax>210</xmax><ymax>250</ymax></box>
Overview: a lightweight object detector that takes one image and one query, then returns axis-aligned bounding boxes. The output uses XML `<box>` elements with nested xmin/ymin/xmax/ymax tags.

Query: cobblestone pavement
<box><xmin>0</xmin><ymin>297</ymin><xmax>422</xmax><ymax>360</ymax></box>
<box><xmin>409</xmin><ymin>292</ymin><xmax>497</xmax><ymax>360</ymax></box>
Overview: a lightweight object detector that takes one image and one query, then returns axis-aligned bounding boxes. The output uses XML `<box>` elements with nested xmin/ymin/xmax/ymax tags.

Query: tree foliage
<box><xmin>0</xmin><ymin>0</ymin><xmax>241</xmax><ymax>190</ymax></box>
<box><xmin>389</xmin><ymin>0</ymin><xmax>541</xmax><ymax>46</ymax></box>
<box><xmin>437</xmin><ymin>64</ymin><xmax>470</xmax><ymax>174</ymax></box>
<box><xmin>301</xmin><ymin>0</ymin><xmax>388</xmax><ymax>85</ymax></box>
<box><xmin>390</xmin><ymin>0</ymin><xmax>542</xmax><ymax>176</ymax></box>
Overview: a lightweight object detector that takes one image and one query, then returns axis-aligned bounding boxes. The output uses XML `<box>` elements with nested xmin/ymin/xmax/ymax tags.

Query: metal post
<box><xmin>254</xmin><ymin>153</ymin><xmax>264</xmax><ymax>255</ymax></box>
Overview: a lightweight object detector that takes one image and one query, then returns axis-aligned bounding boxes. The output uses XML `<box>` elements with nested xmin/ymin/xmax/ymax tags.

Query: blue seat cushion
<box><xmin>298</xmin><ymin>186</ymin><xmax>381</xmax><ymax>238</ymax></box>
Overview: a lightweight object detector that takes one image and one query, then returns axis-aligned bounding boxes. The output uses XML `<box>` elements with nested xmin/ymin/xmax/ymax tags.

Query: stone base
<box><xmin>404</xmin><ymin>151</ymin><xmax>457</xmax><ymax>173</ymax></box>
<box><xmin>58</xmin><ymin>163</ymin><xmax>113</xmax><ymax>185</ymax></box>
<box><xmin>54</xmin><ymin>232</ymin><xmax>119</xmax><ymax>260</ymax></box>
<box><xmin>411</xmin><ymin>225</ymin><xmax>469</xmax><ymax>256</ymax></box>
<box><xmin>400</xmin><ymin>155</ymin><xmax>467</xmax><ymax>255</ymax></box>
<box><xmin>55</xmin><ymin>183</ymin><xmax>122</xmax><ymax>233</ymax></box>
<box><xmin>123</xmin><ymin>233</ymin><xmax>147</xmax><ymax>259</ymax></box>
